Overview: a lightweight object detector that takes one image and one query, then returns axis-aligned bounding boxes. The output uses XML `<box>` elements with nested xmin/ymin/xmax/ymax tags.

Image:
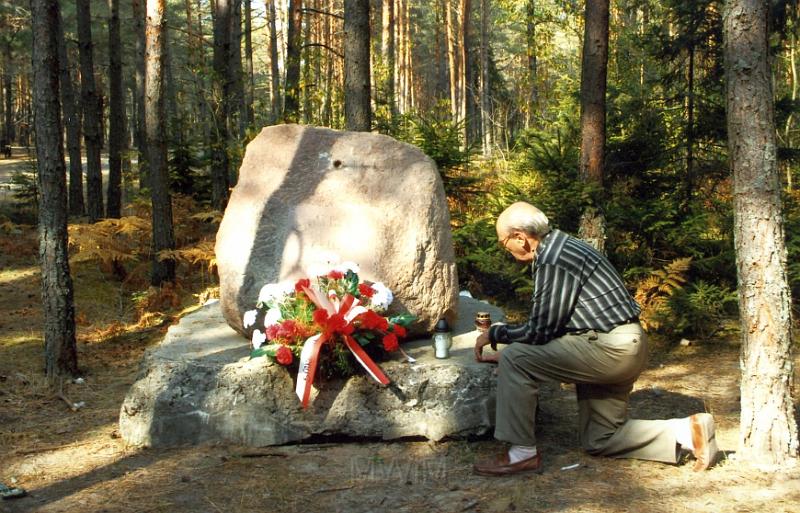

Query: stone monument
<box><xmin>119</xmin><ymin>125</ymin><xmax>505</xmax><ymax>447</ymax></box>
<box><xmin>215</xmin><ymin>124</ymin><xmax>459</xmax><ymax>336</ymax></box>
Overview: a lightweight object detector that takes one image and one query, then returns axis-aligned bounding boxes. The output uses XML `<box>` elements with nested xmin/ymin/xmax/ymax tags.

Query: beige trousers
<box><xmin>494</xmin><ymin>322</ymin><xmax>678</xmax><ymax>463</ymax></box>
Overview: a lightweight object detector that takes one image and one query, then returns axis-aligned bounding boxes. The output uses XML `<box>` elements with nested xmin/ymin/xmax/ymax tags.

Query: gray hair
<box><xmin>504</xmin><ymin>204</ymin><xmax>551</xmax><ymax>238</ymax></box>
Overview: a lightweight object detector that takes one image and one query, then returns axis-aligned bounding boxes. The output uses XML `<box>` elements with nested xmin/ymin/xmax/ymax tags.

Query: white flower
<box><xmin>252</xmin><ymin>329</ymin><xmax>266</xmax><ymax>349</ymax></box>
<box><xmin>243</xmin><ymin>309</ymin><xmax>258</xmax><ymax>329</ymax></box>
<box><xmin>264</xmin><ymin>307</ymin><xmax>282</xmax><ymax>328</ymax></box>
<box><xmin>258</xmin><ymin>281</ymin><xmax>293</xmax><ymax>305</ymax></box>
<box><xmin>306</xmin><ymin>263</ymin><xmax>328</xmax><ymax>278</ymax></box>
<box><xmin>370</xmin><ymin>282</ymin><xmax>394</xmax><ymax>312</ymax></box>
<box><xmin>307</xmin><ymin>251</ymin><xmax>344</xmax><ymax>278</ymax></box>
<box><xmin>334</xmin><ymin>261</ymin><xmax>360</xmax><ymax>275</ymax></box>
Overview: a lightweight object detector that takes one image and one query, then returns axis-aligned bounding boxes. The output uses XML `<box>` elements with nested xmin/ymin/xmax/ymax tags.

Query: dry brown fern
<box><xmin>68</xmin><ymin>216</ymin><xmax>151</xmax><ymax>281</ymax></box>
<box><xmin>634</xmin><ymin>257</ymin><xmax>692</xmax><ymax>331</ymax></box>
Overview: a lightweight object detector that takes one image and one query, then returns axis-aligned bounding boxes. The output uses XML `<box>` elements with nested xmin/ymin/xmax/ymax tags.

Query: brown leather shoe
<box><xmin>473</xmin><ymin>451</ymin><xmax>543</xmax><ymax>476</ymax></box>
<box><xmin>690</xmin><ymin>413</ymin><xmax>718</xmax><ymax>471</ymax></box>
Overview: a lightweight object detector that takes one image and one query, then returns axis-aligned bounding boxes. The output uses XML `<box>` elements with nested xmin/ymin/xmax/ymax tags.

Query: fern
<box><xmin>634</xmin><ymin>257</ymin><xmax>692</xmax><ymax>331</ymax></box>
<box><xmin>157</xmin><ymin>239</ymin><xmax>217</xmax><ymax>272</ymax></box>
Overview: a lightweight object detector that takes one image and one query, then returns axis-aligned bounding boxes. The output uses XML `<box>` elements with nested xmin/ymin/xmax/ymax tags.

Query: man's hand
<box><xmin>474</xmin><ymin>331</ymin><xmax>500</xmax><ymax>363</ymax></box>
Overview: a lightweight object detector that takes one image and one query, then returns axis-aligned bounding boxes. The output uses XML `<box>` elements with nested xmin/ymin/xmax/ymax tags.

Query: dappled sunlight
<box><xmin>0</xmin><ymin>265</ymin><xmax>39</xmax><ymax>286</ymax></box>
<box><xmin>3</xmin><ymin>422</ymin><xmax>132</xmax><ymax>487</ymax></box>
<box><xmin>0</xmin><ymin>334</ymin><xmax>41</xmax><ymax>347</ymax></box>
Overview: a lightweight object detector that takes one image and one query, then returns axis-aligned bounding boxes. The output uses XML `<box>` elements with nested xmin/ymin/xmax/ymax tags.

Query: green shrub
<box><xmin>662</xmin><ymin>280</ymin><xmax>738</xmax><ymax>340</ymax></box>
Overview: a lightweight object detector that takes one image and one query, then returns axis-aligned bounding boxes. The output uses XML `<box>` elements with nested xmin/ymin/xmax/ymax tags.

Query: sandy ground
<box><xmin>0</xmin><ymin>149</ymin><xmax>114</xmax><ymax>207</ymax></box>
<box><xmin>1</xmin><ymin>182</ymin><xmax>799</xmax><ymax>513</ymax></box>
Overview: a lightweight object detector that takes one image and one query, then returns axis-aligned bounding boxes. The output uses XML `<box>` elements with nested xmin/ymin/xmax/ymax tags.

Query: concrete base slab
<box><xmin>119</xmin><ymin>297</ymin><xmax>505</xmax><ymax>447</ymax></box>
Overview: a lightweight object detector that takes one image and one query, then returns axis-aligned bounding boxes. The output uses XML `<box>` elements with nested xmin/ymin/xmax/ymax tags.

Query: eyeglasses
<box><xmin>498</xmin><ymin>233</ymin><xmax>513</xmax><ymax>249</ymax></box>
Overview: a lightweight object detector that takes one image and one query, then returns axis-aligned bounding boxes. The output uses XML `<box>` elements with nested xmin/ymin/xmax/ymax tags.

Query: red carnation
<box><xmin>327</xmin><ymin>313</ymin><xmax>354</xmax><ymax>335</ymax></box>
<box><xmin>358</xmin><ymin>283</ymin><xmax>374</xmax><ymax>298</ymax></box>
<box><xmin>294</xmin><ymin>278</ymin><xmax>311</xmax><ymax>293</ymax></box>
<box><xmin>313</xmin><ymin>309</ymin><xmax>329</xmax><ymax>325</ymax></box>
<box><xmin>392</xmin><ymin>324</ymin><xmax>407</xmax><ymax>338</ymax></box>
<box><xmin>276</xmin><ymin>345</ymin><xmax>294</xmax><ymax>365</ymax></box>
<box><xmin>359</xmin><ymin>310</ymin><xmax>389</xmax><ymax>331</ymax></box>
<box><xmin>265</xmin><ymin>324</ymin><xmax>281</xmax><ymax>341</ymax></box>
<box><xmin>328</xmin><ymin>270</ymin><xmax>344</xmax><ymax>280</ymax></box>
<box><xmin>280</xmin><ymin>319</ymin><xmax>299</xmax><ymax>339</ymax></box>
<box><xmin>382</xmin><ymin>333</ymin><xmax>399</xmax><ymax>352</ymax></box>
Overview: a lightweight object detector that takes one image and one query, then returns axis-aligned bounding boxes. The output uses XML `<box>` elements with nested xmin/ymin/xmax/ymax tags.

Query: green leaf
<box><xmin>345</xmin><ymin>270</ymin><xmax>360</xmax><ymax>295</ymax></box>
<box><xmin>353</xmin><ymin>333</ymin><xmax>371</xmax><ymax>346</ymax></box>
<box><xmin>388</xmin><ymin>313</ymin><xmax>417</xmax><ymax>326</ymax></box>
<box><xmin>250</xmin><ymin>347</ymin><xmax>268</xmax><ymax>359</ymax></box>
<box><xmin>250</xmin><ymin>344</ymin><xmax>281</xmax><ymax>359</ymax></box>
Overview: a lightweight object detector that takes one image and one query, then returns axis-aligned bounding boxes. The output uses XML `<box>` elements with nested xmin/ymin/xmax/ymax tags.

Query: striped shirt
<box><xmin>489</xmin><ymin>229</ymin><xmax>641</xmax><ymax>345</ymax></box>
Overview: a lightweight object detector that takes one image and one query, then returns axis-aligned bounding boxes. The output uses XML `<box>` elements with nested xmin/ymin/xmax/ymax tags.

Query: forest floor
<box><xmin>0</xmin><ymin>148</ymin><xmax>112</xmax><ymax>210</ymax></box>
<box><xmin>1</xmin><ymin>191</ymin><xmax>800</xmax><ymax>513</ymax></box>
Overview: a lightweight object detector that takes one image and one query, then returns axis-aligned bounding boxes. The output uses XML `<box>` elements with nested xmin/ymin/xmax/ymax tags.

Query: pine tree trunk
<box><xmin>2</xmin><ymin>34</ymin><xmax>14</xmax><ymax>145</ymax></box>
<box><xmin>230</xmin><ymin>0</ymin><xmax>246</xmax><ymax>138</ymax></box>
<box><xmin>395</xmin><ymin>0</ymin><xmax>404</xmax><ymax>113</ymax></box>
<box><xmin>577</xmin><ymin>0</ymin><xmax>609</xmax><ymax>252</ymax></box>
<box><xmin>268</xmin><ymin>0</ymin><xmax>281</xmax><ymax>123</ymax></box>
<box><xmin>724</xmin><ymin>0</ymin><xmax>799</xmax><ymax>466</ymax></box>
<box><xmin>164</xmin><ymin>24</ymin><xmax>179</xmax><ymax>143</ymax></box>
<box><xmin>578</xmin><ymin>0</ymin><xmax>608</xmax><ymax>186</ymax></box>
<box><xmin>479</xmin><ymin>0</ymin><xmax>491</xmax><ymax>156</ymax></box>
<box><xmin>459</xmin><ymin>0</ymin><xmax>471</xmax><ymax>146</ymax></box>
<box><xmin>525</xmin><ymin>0</ymin><xmax>536</xmax><ymax>127</ymax></box>
<box><xmin>381</xmin><ymin>0</ymin><xmax>396</xmax><ymax>124</ymax></box>
<box><xmin>685</xmin><ymin>42</ymin><xmax>695</xmax><ymax>210</ymax></box>
<box><xmin>313</xmin><ymin>0</ymin><xmax>322</xmax><ymax>121</ymax></box>
<box><xmin>212</xmin><ymin>0</ymin><xmax>232</xmax><ymax>210</ymax></box>
<box><xmin>0</xmin><ymin>58</ymin><xmax>4</xmax><ymax>146</ymax></box>
<box><xmin>445</xmin><ymin>0</ymin><xmax>458</xmax><ymax>122</ymax></box>
<box><xmin>184</xmin><ymin>0</ymin><xmax>200</xmax><ymax>128</ymax></box>
<box><xmin>434</xmin><ymin>0</ymin><xmax>445</xmax><ymax>100</ymax></box>
<box><xmin>145</xmin><ymin>0</ymin><xmax>176</xmax><ymax>285</ymax></box>
<box><xmin>244</xmin><ymin>0</ymin><xmax>255</xmax><ymax>128</ymax></box>
<box><xmin>132</xmin><ymin>0</ymin><xmax>148</xmax><ymax>189</ymax></box>
<box><xmin>321</xmin><ymin>0</ymin><xmax>333</xmax><ymax>126</ymax></box>
<box><xmin>404</xmin><ymin>0</ymin><xmax>414</xmax><ymax>110</ymax></box>
<box><xmin>56</xmin><ymin>5</ymin><xmax>85</xmax><ymax>216</ymax></box>
<box><xmin>284</xmin><ymin>0</ymin><xmax>303</xmax><ymax>122</ymax></box>
<box><xmin>107</xmin><ymin>0</ymin><xmax>123</xmax><ymax>218</ymax></box>
<box><xmin>302</xmin><ymin>5</ymin><xmax>312</xmax><ymax>124</ymax></box>
<box><xmin>344</xmin><ymin>0</ymin><xmax>371</xmax><ymax>131</ymax></box>
<box><xmin>31</xmin><ymin>0</ymin><xmax>79</xmax><ymax>378</ymax></box>
<box><xmin>76</xmin><ymin>0</ymin><xmax>104</xmax><ymax>222</ymax></box>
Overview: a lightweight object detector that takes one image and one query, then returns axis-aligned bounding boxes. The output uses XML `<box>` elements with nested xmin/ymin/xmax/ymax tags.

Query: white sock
<box><xmin>508</xmin><ymin>444</ymin><xmax>537</xmax><ymax>464</ymax></box>
<box><xmin>669</xmin><ymin>417</ymin><xmax>694</xmax><ymax>450</ymax></box>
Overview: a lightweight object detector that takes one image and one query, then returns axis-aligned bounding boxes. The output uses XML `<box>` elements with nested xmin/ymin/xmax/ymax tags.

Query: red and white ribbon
<box><xmin>295</xmin><ymin>333</ymin><xmax>325</xmax><ymax>407</ymax></box>
<box><xmin>295</xmin><ymin>288</ymin><xmax>391</xmax><ymax>408</ymax></box>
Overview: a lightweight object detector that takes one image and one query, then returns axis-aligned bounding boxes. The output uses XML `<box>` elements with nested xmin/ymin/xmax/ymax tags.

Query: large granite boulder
<box><xmin>215</xmin><ymin>124</ymin><xmax>459</xmax><ymax>336</ymax></box>
<box><xmin>119</xmin><ymin>297</ymin><xmax>504</xmax><ymax>447</ymax></box>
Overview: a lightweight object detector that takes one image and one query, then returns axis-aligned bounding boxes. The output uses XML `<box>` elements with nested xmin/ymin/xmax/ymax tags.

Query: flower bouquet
<box><xmin>243</xmin><ymin>261</ymin><xmax>415</xmax><ymax>407</ymax></box>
